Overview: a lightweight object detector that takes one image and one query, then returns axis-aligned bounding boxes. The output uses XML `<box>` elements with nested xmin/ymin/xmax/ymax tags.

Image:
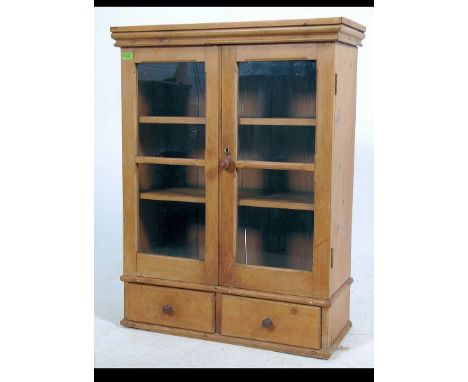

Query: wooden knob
<box><xmin>261</xmin><ymin>317</ymin><xmax>273</xmax><ymax>329</ymax></box>
<box><xmin>162</xmin><ymin>304</ymin><xmax>174</xmax><ymax>315</ymax></box>
<box><xmin>219</xmin><ymin>157</ymin><xmax>234</xmax><ymax>171</ymax></box>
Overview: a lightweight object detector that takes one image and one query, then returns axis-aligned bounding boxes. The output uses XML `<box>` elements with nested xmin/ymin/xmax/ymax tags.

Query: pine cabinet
<box><xmin>111</xmin><ymin>17</ymin><xmax>366</xmax><ymax>359</ymax></box>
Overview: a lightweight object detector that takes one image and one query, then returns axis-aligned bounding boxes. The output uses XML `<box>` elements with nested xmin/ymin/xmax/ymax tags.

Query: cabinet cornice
<box><xmin>111</xmin><ymin>18</ymin><xmax>365</xmax><ymax>48</ymax></box>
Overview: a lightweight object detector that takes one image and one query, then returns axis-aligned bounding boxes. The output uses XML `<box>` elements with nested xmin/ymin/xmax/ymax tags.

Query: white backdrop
<box><xmin>94</xmin><ymin>7</ymin><xmax>373</xmax><ymax>367</ymax></box>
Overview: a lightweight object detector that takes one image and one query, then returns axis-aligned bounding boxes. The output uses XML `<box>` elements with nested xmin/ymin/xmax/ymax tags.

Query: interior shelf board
<box><xmin>140</xmin><ymin>187</ymin><xmax>205</xmax><ymax>204</ymax></box>
<box><xmin>139</xmin><ymin>116</ymin><xmax>206</xmax><ymax>124</ymax></box>
<box><xmin>239</xmin><ymin>117</ymin><xmax>317</xmax><ymax>126</ymax></box>
<box><xmin>239</xmin><ymin>189</ymin><xmax>314</xmax><ymax>211</ymax></box>
<box><xmin>135</xmin><ymin>156</ymin><xmax>205</xmax><ymax>167</ymax></box>
<box><xmin>235</xmin><ymin>160</ymin><xmax>314</xmax><ymax>172</ymax></box>
<box><xmin>138</xmin><ymin>251</ymin><xmax>203</xmax><ymax>262</ymax></box>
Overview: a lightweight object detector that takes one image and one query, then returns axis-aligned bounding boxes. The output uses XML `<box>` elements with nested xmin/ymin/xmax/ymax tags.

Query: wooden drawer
<box><xmin>125</xmin><ymin>283</ymin><xmax>215</xmax><ymax>333</ymax></box>
<box><xmin>221</xmin><ymin>294</ymin><xmax>321</xmax><ymax>349</ymax></box>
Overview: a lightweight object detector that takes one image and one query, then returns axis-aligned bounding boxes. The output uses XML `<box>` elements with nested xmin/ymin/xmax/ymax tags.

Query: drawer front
<box><xmin>125</xmin><ymin>283</ymin><xmax>215</xmax><ymax>333</ymax></box>
<box><xmin>221</xmin><ymin>294</ymin><xmax>321</xmax><ymax>349</ymax></box>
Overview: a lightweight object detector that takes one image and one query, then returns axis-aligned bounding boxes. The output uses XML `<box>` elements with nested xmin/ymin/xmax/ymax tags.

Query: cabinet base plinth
<box><xmin>120</xmin><ymin>318</ymin><xmax>352</xmax><ymax>359</ymax></box>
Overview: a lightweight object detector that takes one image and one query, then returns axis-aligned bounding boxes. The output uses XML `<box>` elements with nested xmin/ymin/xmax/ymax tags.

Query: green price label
<box><xmin>122</xmin><ymin>52</ymin><xmax>134</xmax><ymax>61</ymax></box>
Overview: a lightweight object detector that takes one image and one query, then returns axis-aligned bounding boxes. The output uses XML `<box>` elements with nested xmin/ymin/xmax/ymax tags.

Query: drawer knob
<box><xmin>162</xmin><ymin>304</ymin><xmax>174</xmax><ymax>315</ymax></box>
<box><xmin>219</xmin><ymin>157</ymin><xmax>235</xmax><ymax>172</ymax></box>
<box><xmin>261</xmin><ymin>317</ymin><xmax>273</xmax><ymax>329</ymax></box>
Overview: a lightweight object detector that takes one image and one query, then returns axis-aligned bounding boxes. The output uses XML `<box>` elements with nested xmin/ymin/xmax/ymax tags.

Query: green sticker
<box><xmin>122</xmin><ymin>52</ymin><xmax>134</xmax><ymax>61</ymax></box>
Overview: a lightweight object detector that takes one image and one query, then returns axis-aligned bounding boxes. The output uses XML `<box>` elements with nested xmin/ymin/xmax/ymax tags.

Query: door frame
<box><xmin>121</xmin><ymin>46</ymin><xmax>220</xmax><ymax>285</ymax></box>
<box><xmin>219</xmin><ymin>43</ymin><xmax>335</xmax><ymax>298</ymax></box>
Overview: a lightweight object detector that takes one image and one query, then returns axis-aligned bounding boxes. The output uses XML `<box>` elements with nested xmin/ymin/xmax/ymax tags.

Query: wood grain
<box><xmin>215</xmin><ymin>292</ymin><xmax>222</xmax><ymax>333</ymax></box>
<box><xmin>125</xmin><ymin>283</ymin><xmax>215</xmax><ymax>333</ymax></box>
<box><xmin>140</xmin><ymin>187</ymin><xmax>205</xmax><ymax>204</ymax></box>
<box><xmin>235</xmin><ymin>160</ymin><xmax>314</xmax><ymax>172</ymax></box>
<box><xmin>221</xmin><ymin>295</ymin><xmax>321</xmax><ymax>349</ymax></box>
<box><xmin>121</xmin><ymin>274</ymin><xmax>353</xmax><ymax>308</ymax></box>
<box><xmin>329</xmin><ymin>43</ymin><xmax>358</xmax><ymax>296</ymax></box>
<box><xmin>238</xmin><ymin>189</ymin><xmax>314</xmax><ymax>211</ymax></box>
<box><xmin>220</xmin><ymin>43</ymin><xmax>336</xmax><ymax>299</ymax></box>
<box><xmin>121</xmin><ymin>319</ymin><xmax>332</xmax><ymax>359</ymax></box>
<box><xmin>111</xmin><ymin>19</ymin><xmax>366</xmax><ymax>48</ymax></box>
<box><xmin>111</xmin><ymin>17</ymin><xmax>366</xmax><ymax>33</ymax></box>
<box><xmin>309</xmin><ymin>43</ymin><xmax>336</xmax><ymax>299</ymax></box>
<box><xmin>204</xmin><ymin>46</ymin><xmax>221</xmax><ymax>285</ymax></box>
<box><xmin>139</xmin><ymin>116</ymin><xmax>206</xmax><ymax>124</ymax></box>
<box><xmin>234</xmin><ymin>263</ymin><xmax>314</xmax><ymax>297</ymax></box>
<box><xmin>121</xmin><ymin>48</ymin><xmax>138</xmax><ymax>275</ymax></box>
<box><xmin>216</xmin><ymin>285</ymin><xmax>330</xmax><ymax>307</ymax></box>
<box><xmin>120</xmin><ymin>275</ymin><xmax>354</xmax><ymax>307</ymax></box>
<box><xmin>137</xmin><ymin>253</ymin><xmax>207</xmax><ymax>284</ymax></box>
<box><xmin>135</xmin><ymin>156</ymin><xmax>205</xmax><ymax>166</ymax></box>
<box><xmin>239</xmin><ymin>118</ymin><xmax>317</xmax><ymax>126</ymax></box>
<box><xmin>329</xmin><ymin>283</ymin><xmax>350</xmax><ymax>343</ymax></box>
<box><xmin>121</xmin><ymin>274</ymin><xmax>216</xmax><ymax>292</ymax></box>
<box><xmin>321</xmin><ymin>305</ymin><xmax>331</xmax><ymax>351</ymax></box>
<box><xmin>219</xmin><ymin>45</ymin><xmax>238</xmax><ymax>287</ymax></box>
<box><xmin>116</xmin><ymin>19</ymin><xmax>365</xmax><ymax>357</ymax></box>
<box><xmin>133</xmin><ymin>46</ymin><xmax>206</xmax><ymax>63</ymax></box>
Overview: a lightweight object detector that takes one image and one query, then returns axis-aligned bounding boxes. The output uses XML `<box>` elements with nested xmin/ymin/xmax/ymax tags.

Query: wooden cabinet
<box><xmin>111</xmin><ymin>17</ymin><xmax>365</xmax><ymax>359</ymax></box>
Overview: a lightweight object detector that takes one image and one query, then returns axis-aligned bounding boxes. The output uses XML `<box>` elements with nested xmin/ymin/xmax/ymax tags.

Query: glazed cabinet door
<box><xmin>121</xmin><ymin>46</ymin><xmax>220</xmax><ymax>285</ymax></box>
<box><xmin>220</xmin><ymin>44</ymin><xmax>334</xmax><ymax>298</ymax></box>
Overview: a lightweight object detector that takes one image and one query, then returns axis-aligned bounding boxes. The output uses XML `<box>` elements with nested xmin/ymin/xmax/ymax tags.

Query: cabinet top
<box><xmin>110</xmin><ymin>17</ymin><xmax>365</xmax><ymax>48</ymax></box>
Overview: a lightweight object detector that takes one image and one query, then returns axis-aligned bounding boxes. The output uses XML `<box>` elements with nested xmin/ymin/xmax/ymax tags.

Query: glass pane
<box><xmin>238</xmin><ymin>60</ymin><xmax>316</xmax><ymax>118</ymax></box>
<box><xmin>238</xmin><ymin>124</ymin><xmax>315</xmax><ymax>163</ymax></box>
<box><xmin>138</xmin><ymin>164</ymin><xmax>205</xmax><ymax>193</ymax></box>
<box><xmin>237</xmin><ymin>207</ymin><xmax>313</xmax><ymax>271</ymax></box>
<box><xmin>138</xmin><ymin>62</ymin><xmax>205</xmax><ymax>116</ymax></box>
<box><xmin>139</xmin><ymin>124</ymin><xmax>205</xmax><ymax>159</ymax></box>
<box><xmin>138</xmin><ymin>165</ymin><xmax>205</xmax><ymax>261</ymax></box>
<box><xmin>238</xmin><ymin>169</ymin><xmax>314</xmax><ymax>197</ymax></box>
<box><xmin>139</xmin><ymin>200</ymin><xmax>205</xmax><ymax>260</ymax></box>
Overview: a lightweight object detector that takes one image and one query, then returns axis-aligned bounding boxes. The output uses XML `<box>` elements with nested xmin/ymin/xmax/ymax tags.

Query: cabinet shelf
<box><xmin>139</xmin><ymin>186</ymin><xmax>313</xmax><ymax>211</ymax></box>
<box><xmin>238</xmin><ymin>189</ymin><xmax>314</xmax><ymax>211</ymax></box>
<box><xmin>136</xmin><ymin>156</ymin><xmax>205</xmax><ymax>166</ymax></box>
<box><xmin>140</xmin><ymin>187</ymin><xmax>205</xmax><ymax>204</ymax></box>
<box><xmin>236</xmin><ymin>160</ymin><xmax>314</xmax><ymax>172</ymax></box>
<box><xmin>139</xmin><ymin>116</ymin><xmax>206</xmax><ymax>124</ymax></box>
<box><xmin>239</xmin><ymin>117</ymin><xmax>316</xmax><ymax>126</ymax></box>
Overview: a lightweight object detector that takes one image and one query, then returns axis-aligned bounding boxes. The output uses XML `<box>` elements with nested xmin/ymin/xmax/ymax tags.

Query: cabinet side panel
<box><xmin>121</xmin><ymin>50</ymin><xmax>138</xmax><ymax>274</ymax></box>
<box><xmin>330</xmin><ymin>43</ymin><xmax>358</xmax><ymax>295</ymax></box>
<box><xmin>329</xmin><ymin>284</ymin><xmax>350</xmax><ymax>342</ymax></box>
